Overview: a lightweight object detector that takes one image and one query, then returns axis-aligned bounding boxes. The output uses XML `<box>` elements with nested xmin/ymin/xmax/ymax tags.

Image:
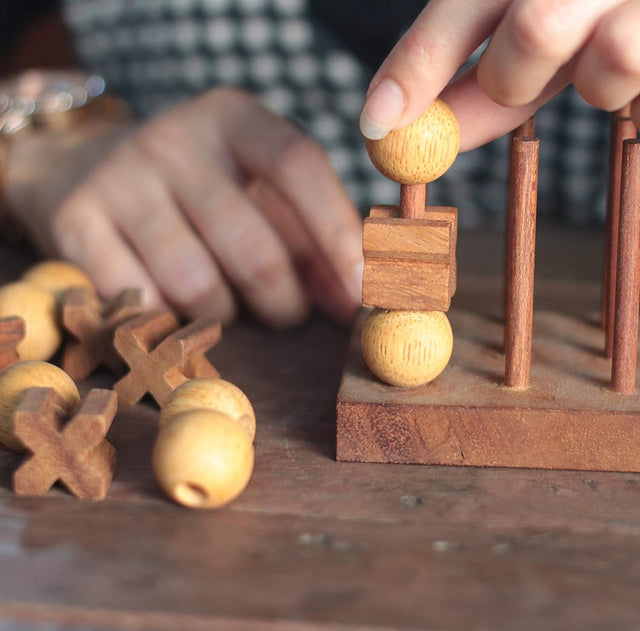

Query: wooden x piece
<box><xmin>113</xmin><ymin>310</ymin><xmax>221</xmax><ymax>406</ymax></box>
<box><xmin>0</xmin><ymin>316</ymin><xmax>25</xmax><ymax>371</ymax></box>
<box><xmin>13</xmin><ymin>387</ymin><xmax>117</xmax><ymax>500</ymax></box>
<box><xmin>62</xmin><ymin>287</ymin><xmax>144</xmax><ymax>380</ymax></box>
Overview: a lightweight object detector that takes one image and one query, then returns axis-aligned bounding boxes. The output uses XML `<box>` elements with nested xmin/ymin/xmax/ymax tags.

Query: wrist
<box><xmin>0</xmin><ymin>70</ymin><xmax>131</xmax><ymax>240</ymax></box>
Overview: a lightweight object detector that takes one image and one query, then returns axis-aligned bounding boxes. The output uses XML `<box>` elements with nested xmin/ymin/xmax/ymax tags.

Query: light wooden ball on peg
<box><xmin>22</xmin><ymin>260</ymin><xmax>94</xmax><ymax>298</ymax></box>
<box><xmin>153</xmin><ymin>409</ymin><xmax>254</xmax><ymax>509</ymax></box>
<box><xmin>0</xmin><ymin>360</ymin><xmax>80</xmax><ymax>452</ymax></box>
<box><xmin>361</xmin><ymin>309</ymin><xmax>453</xmax><ymax>387</ymax></box>
<box><xmin>0</xmin><ymin>282</ymin><xmax>62</xmax><ymax>361</ymax></box>
<box><xmin>159</xmin><ymin>378</ymin><xmax>256</xmax><ymax>441</ymax></box>
<box><xmin>365</xmin><ymin>98</ymin><xmax>460</xmax><ymax>185</ymax></box>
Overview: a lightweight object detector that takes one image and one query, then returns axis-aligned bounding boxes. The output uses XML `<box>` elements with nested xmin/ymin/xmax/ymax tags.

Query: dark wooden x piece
<box><xmin>13</xmin><ymin>387</ymin><xmax>117</xmax><ymax>500</ymax></box>
<box><xmin>62</xmin><ymin>287</ymin><xmax>144</xmax><ymax>380</ymax></box>
<box><xmin>0</xmin><ymin>316</ymin><xmax>25</xmax><ymax>371</ymax></box>
<box><xmin>113</xmin><ymin>310</ymin><xmax>221</xmax><ymax>406</ymax></box>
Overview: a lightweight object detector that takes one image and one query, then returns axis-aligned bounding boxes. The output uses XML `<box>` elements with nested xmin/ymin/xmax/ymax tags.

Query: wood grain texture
<box><xmin>369</xmin><ymin>205</ymin><xmax>458</xmax><ymax>293</ymax></box>
<box><xmin>611</xmin><ymin>139</ymin><xmax>640</xmax><ymax>393</ymax></box>
<box><xmin>365</xmin><ymin>99</ymin><xmax>460</xmax><ymax>185</ymax></box>
<box><xmin>362</xmin><ymin>205</ymin><xmax>457</xmax><ymax>310</ymax></box>
<box><xmin>360</xmin><ymin>309</ymin><xmax>452</xmax><ymax>387</ymax></box>
<box><xmin>337</xmin><ymin>306</ymin><xmax>640</xmax><ymax>471</ymax></box>
<box><xmin>62</xmin><ymin>287</ymin><xmax>144</xmax><ymax>381</ymax></box>
<box><xmin>13</xmin><ymin>387</ymin><xmax>116</xmax><ymax>499</ymax></box>
<box><xmin>0</xmin><ymin>316</ymin><xmax>25</xmax><ymax>371</ymax></box>
<box><xmin>504</xmin><ymin>117</ymin><xmax>535</xmax><ymax>319</ymax></box>
<box><xmin>504</xmin><ymin>138</ymin><xmax>539</xmax><ymax>389</ymax></box>
<box><xmin>362</xmin><ymin>258</ymin><xmax>451</xmax><ymax>311</ymax></box>
<box><xmin>399</xmin><ymin>183</ymin><xmax>426</xmax><ymax>219</ymax></box>
<box><xmin>363</xmin><ymin>217</ymin><xmax>451</xmax><ymax>258</ymax></box>
<box><xmin>114</xmin><ymin>310</ymin><xmax>221</xmax><ymax>406</ymax></box>
<box><xmin>604</xmin><ymin>116</ymin><xmax>637</xmax><ymax>356</ymax></box>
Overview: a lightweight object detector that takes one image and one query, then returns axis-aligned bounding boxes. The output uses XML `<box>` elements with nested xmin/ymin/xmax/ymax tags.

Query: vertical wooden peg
<box><xmin>505</xmin><ymin>137</ymin><xmax>539</xmax><ymax>389</ymax></box>
<box><xmin>399</xmin><ymin>184</ymin><xmax>427</xmax><ymax>219</ymax></box>
<box><xmin>603</xmin><ymin>112</ymin><xmax>637</xmax><ymax>356</ymax></box>
<box><xmin>504</xmin><ymin>118</ymin><xmax>535</xmax><ymax>325</ymax></box>
<box><xmin>611</xmin><ymin>139</ymin><xmax>640</xmax><ymax>394</ymax></box>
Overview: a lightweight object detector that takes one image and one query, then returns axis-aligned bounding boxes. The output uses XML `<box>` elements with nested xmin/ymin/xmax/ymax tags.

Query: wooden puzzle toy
<box><xmin>336</xmin><ymin>104</ymin><xmax>640</xmax><ymax>473</ymax></box>
<box><xmin>0</xmin><ymin>316</ymin><xmax>25</xmax><ymax>371</ymax></box>
<box><xmin>13</xmin><ymin>387</ymin><xmax>116</xmax><ymax>500</ymax></box>
<box><xmin>160</xmin><ymin>378</ymin><xmax>256</xmax><ymax>441</ymax></box>
<box><xmin>0</xmin><ymin>282</ymin><xmax>61</xmax><ymax>361</ymax></box>
<box><xmin>62</xmin><ymin>287</ymin><xmax>144</xmax><ymax>381</ymax></box>
<box><xmin>0</xmin><ymin>360</ymin><xmax>80</xmax><ymax>452</ymax></box>
<box><xmin>21</xmin><ymin>260</ymin><xmax>94</xmax><ymax>298</ymax></box>
<box><xmin>154</xmin><ymin>380</ymin><xmax>256</xmax><ymax>509</ymax></box>
<box><xmin>113</xmin><ymin>310</ymin><xmax>221</xmax><ymax>407</ymax></box>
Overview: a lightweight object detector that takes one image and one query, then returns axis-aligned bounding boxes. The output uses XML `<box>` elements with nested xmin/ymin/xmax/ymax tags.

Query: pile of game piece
<box><xmin>0</xmin><ymin>260</ymin><xmax>255</xmax><ymax>509</ymax></box>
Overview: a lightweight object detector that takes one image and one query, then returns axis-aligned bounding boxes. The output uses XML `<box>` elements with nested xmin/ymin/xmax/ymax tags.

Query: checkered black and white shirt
<box><xmin>61</xmin><ymin>0</ymin><xmax>611</xmax><ymax>228</ymax></box>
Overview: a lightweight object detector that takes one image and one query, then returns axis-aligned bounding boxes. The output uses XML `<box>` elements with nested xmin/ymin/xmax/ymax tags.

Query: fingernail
<box><xmin>359</xmin><ymin>78</ymin><xmax>406</xmax><ymax>140</ymax></box>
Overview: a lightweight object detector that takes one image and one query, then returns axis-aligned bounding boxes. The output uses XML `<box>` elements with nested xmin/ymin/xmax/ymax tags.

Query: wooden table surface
<box><xmin>1</xmin><ymin>227</ymin><xmax>639</xmax><ymax>630</ymax></box>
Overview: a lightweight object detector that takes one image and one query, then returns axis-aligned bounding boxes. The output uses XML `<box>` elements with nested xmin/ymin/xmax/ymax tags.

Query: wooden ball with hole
<box><xmin>153</xmin><ymin>409</ymin><xmax>254</xmax><ymax>509</ymax></box>
<box><xmin>159</xmin><ymin>378</ymin><xmax>256</xmax><ymax>441</ymax></box>
<box><xmin>0</xmin><ymin>361</ymin><xmax>80</xmax><ymax>452</ymax></box>
<box><xmin>361</xmin><ymin>309</ymin><xmax>453</xmax><ymax>387</ymax></box>
<box><xmin>0</xmin><ymin>282</ymin><xmax>62</xmax><ymax>361</ymax></box>
<box><xmin>365</xmin><ymin>99</ymin><xmax>460</xmax><ymax>185</ymax></box>
<box><xmin>22</xmin><ymin>260</ymin><xmax>94</xmax><ymax>299</ymax></box>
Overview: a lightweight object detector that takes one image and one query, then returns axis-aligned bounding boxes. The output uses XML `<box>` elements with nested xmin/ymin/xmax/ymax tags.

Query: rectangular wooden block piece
<box><xmin>362</xmin><ymin>205</ymin><xmax>457</xmax><ymax>311</ymax></box>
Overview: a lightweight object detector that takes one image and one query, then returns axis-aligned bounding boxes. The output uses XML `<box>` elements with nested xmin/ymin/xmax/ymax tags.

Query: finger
<box><xmin>442</xmin><ymin>63</ymin><xmax>571</xmax><ymax>151</ymax></box>
<box><xmin>478</xmin><ymin>0</ymin><xmax>624</xmax><ymax>107</ymax></box>
<box><xmin>92</xmin><ymin>141</ymin><xmax>238</xmax><ymax>323</ymax></box>
<box><xmin>631</xmin><ymin>93</ymin><xmax>640</xmax><ymax>126</ymax></box>
<box><xmin>217</xmin><ymin>93</ymin><xmax>363</xmax><ymax>315</ymax></box>
<box><xmin>573</xmin><ymin>0</ymin><xmax>640</xmax><ymax>111</ymax></box>
<box><xmin>246</xmin><ymin>179</ymin><xmax>359</xmax><ymax>325</ymax></box>
<box><xmin>52</xmin><ymin>193</ymin><xmax>164</xmax><ymax>308</ymax></box>
<box><xmin>136</xmin><ymin>111</ymin><xmax>312</xmax><ymax>329</ymax></box>
<box><xmin>359</xmin><ymin>0</ymin><xmax>510</xmax><ymax>139</ymax></box>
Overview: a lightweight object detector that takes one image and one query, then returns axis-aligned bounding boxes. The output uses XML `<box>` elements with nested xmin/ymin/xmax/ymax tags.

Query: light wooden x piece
<box><xmin>113</xmin><ymin>310</ymin><xmax>221</xmax><ymax>407</ymax></box>
<box><xmin>13</xmin><ymin>387</ymin><xmax>117</xmax><ymax>500</ymax></box>
<box><xmin>0</xmin><ymin>316</ymin><xmax>25</xmax><ymax>371</ymax></box>
<box><xmin>62</xmin><ymin>288</ymin><xmax>144</xmax><ymax>381</ymax></box>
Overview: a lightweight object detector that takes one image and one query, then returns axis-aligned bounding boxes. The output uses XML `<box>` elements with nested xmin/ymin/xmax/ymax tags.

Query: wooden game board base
<box><xmin>336</xmin><ymin>300</ymin><xmax>640</xmax><ymax>472</ymax></box>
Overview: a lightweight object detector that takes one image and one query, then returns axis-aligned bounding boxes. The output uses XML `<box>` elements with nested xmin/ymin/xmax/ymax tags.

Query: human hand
<box><xmin>6</xmin><ymin>88</ymin><xmax>363</xmax><ymax>328</ymax></box>
<box><xmin>360</xmin><ymin>0</ymin><xmax>640</xmax><ymax>150</ymax></box>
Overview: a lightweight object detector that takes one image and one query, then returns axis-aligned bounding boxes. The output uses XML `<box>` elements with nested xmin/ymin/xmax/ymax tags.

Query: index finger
<box><xmin>360</xmin><ymin>0</ymin><xmax>510</xmax><ymax>140</ymax></box>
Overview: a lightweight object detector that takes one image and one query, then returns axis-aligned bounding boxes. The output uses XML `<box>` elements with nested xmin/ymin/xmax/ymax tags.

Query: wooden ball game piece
<box><xmin>22</xmin><ymin>260</ymin><xmax>94</xmax><ymax>298</ymax></box>
<box><xmin>159</xmin><ymin>378</ymin><xmax>256</xmax><ymax>441</ymax></box>
<box><xmin>0</xmin><ymin>360</ymin><xmax>80</xmax><ymax>452</ymax></box>
<box><xmin>153</xmin><ymin>409</ymin><xmax>254</xmax><ymax>509</ymax></box>
<box><xmin>361</xmin><ymin>309</ymin><xmax>453</xmax><ymax>387</ymax></box>
<box><xmin>0</xmin><ymin>282</ymin><xmax>62</xmax><ymax>361</ymax></box>
<box><xmin>365</xmin><ymin>99</ymin><xmax>459</xmax><ymax>187</ymax></box>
